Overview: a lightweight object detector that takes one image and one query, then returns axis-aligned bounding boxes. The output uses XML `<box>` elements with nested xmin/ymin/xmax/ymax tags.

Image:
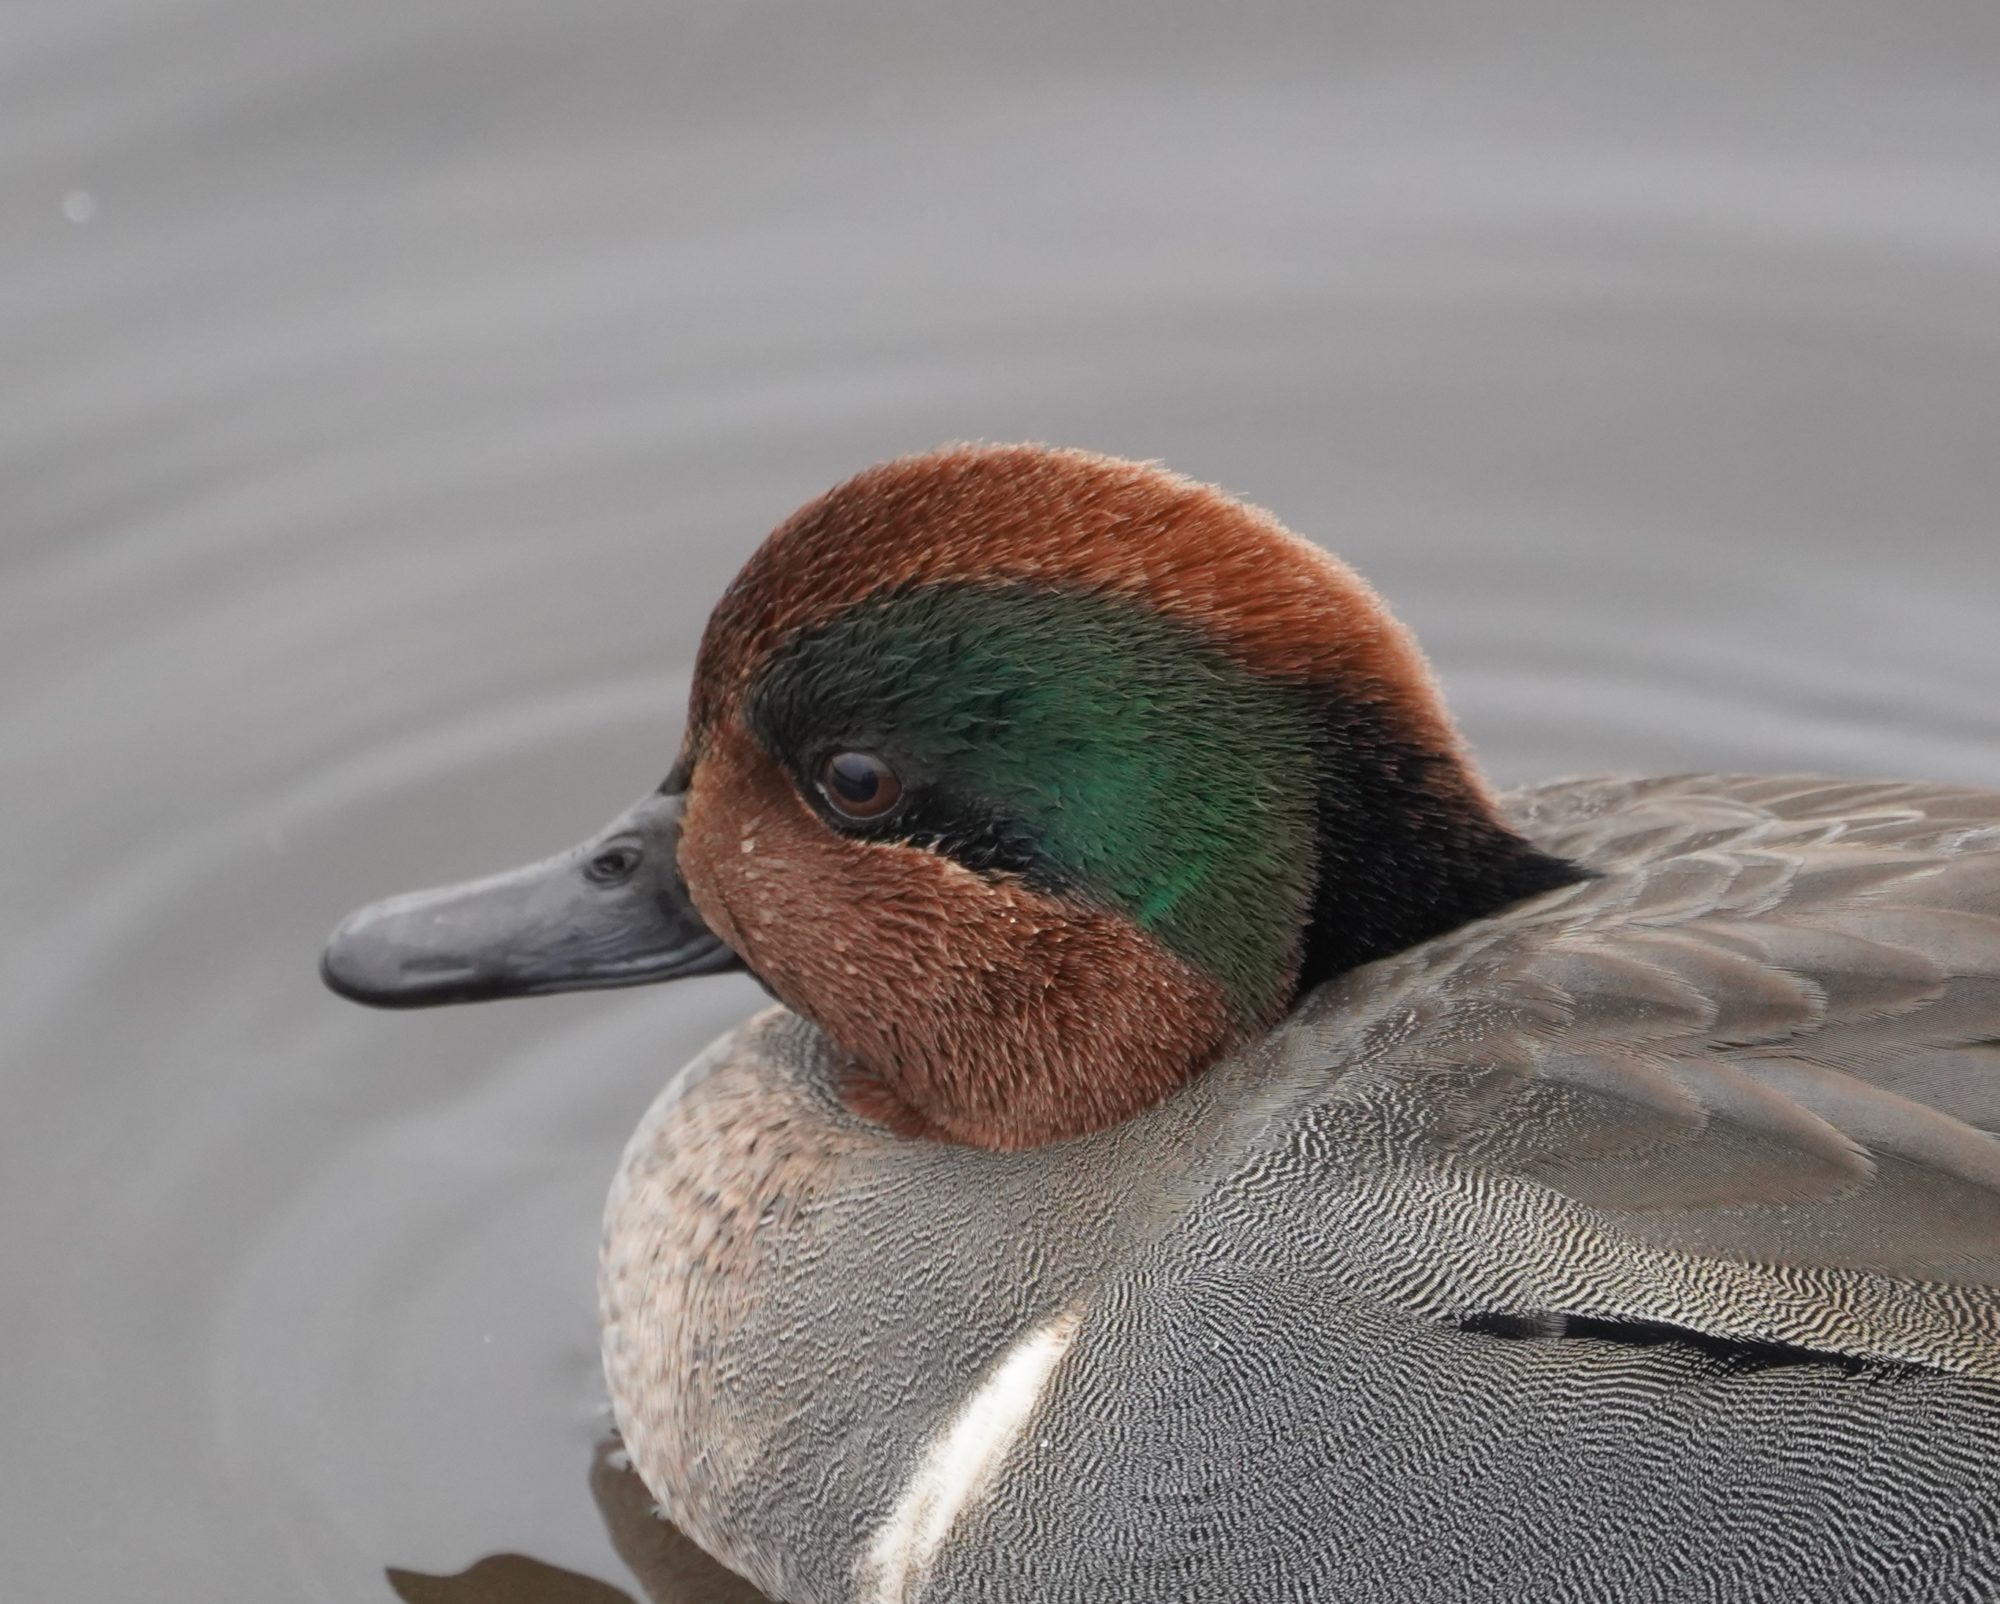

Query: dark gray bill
<box><xmin>320</xmin><ymin>790</ymin><xmax>741</xmax><ymax>1007</ymax></box>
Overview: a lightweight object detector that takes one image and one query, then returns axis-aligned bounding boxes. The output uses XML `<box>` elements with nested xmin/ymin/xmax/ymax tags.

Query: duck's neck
<box><xmin>1291</xmin><ymin>696</ymin><xmax>1587</xmax><ymax>995</ymax></box>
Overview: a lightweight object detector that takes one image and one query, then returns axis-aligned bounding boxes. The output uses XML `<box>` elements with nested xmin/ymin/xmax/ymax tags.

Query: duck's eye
<box><xmin>817</xmin><ymin>750</ymin><xmax>903</xmax><ymax>820</ymax></box>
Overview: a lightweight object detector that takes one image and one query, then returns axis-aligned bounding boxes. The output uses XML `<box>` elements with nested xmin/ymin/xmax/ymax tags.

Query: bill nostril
<box><xmin>585</xmin><ymin>841</ymin><xmax>645</xmax><ymax>885</ymax></box>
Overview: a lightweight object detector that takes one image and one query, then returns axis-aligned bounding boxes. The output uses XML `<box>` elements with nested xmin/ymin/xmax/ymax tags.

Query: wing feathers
<box><xmin>1345</xmin><ymin>774</ymin><xmax>2000</xmax><ymax>1369</ymax></box>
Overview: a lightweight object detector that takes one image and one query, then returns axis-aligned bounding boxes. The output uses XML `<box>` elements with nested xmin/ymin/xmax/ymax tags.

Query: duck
<box><xmin>323</xmin><ymin>444</ymin><xmax>2000</xmax><ymax>1604</ymax></box>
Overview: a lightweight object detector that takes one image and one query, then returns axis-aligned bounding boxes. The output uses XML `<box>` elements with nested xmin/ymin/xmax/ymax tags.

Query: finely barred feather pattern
<box><xmin>603</xmin><ymin>774</ymin><xmax>2000</xmax><ymax>1603</ymax></box>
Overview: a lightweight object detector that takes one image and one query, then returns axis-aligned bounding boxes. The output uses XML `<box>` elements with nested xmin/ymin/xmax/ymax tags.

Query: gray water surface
<box><xmin>6</xmin><ymin>4</ymin><xmax>2000</xmax><ymax>1600</ymax></box>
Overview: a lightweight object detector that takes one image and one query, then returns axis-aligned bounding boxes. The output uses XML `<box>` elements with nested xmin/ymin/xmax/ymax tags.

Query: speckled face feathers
<box><xmin>675</xmin><ymin>444</ymin><xmax>1581</xmax><ymax>1148</ymax></box>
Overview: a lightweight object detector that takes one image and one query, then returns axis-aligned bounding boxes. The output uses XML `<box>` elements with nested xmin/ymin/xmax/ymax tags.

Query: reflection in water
<box><xmin>588</xmin><ymin>1439</ymin><xmax>774</xmax><ymax>1604</ymax></box>
<box><xmin>387</xmin><ymin>1441</ymin><xmax>769</xmax><ymax>1604</ymax></box>
<box><xmin>390</xmin><ymin>1555</ymin><xmax>637</xmax><ymax>1604</ymax></box>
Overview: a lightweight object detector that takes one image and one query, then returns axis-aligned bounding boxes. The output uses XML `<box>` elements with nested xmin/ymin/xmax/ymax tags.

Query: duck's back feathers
<box><xmin>1265</xmin><ymin>773</ymin><xmax>2000</xmax><ymax>1373</ymax></box>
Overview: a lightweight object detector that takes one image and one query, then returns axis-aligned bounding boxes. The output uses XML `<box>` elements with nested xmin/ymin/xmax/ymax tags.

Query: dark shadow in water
<box><xmin>385</xmin><ymin>1439</ymin><xmax>772</xmax><ymax>1604</ymax></box>
<box><xmin>387</xmin><ymin>1554</ymin><xmax>638</xmax><ymax>1604</ymax></box>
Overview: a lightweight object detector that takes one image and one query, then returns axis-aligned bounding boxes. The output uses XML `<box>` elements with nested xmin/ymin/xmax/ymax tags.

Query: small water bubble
<box><xmin>61</xmin><ymin>189</ymin><xmax>96</xmax><ymax>224</ymax></box>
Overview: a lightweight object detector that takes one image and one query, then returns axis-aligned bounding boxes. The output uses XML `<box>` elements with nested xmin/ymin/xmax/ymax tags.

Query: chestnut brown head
<box><xmin>324</xmin><ymin>445</ymin><xmax>1581</xmax><ymax>1148</ymax></box>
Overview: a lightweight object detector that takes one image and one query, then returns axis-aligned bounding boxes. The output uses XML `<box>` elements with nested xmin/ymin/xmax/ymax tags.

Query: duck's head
<box><xmin>324</xmin><ymin>445</ymin><xmax>1580</xmax><ymax>1147</ymax></box>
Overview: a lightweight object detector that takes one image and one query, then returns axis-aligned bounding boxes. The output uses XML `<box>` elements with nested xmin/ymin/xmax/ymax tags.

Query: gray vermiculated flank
<box><xmin>602</xmin><ymin>774</ymin><xmax>2000</xmax><ymax>1603</ymax></box>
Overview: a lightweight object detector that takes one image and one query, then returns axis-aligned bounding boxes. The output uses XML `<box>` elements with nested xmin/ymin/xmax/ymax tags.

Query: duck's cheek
<box><xmin>677</xmin><ymin>722</ymin><xmax>914</xmax><ymax>1005</ymax></box>
<box><xmin>676</xmin><ymin>730</ymin><xmax>789</xmax><ymax>968</ymax></box>
<box><xmin>678</xmin><ymin>738</ymin><xmax>938</xmax><ymax>1022</ymax></box>
<box><xmin>677</xmin><ymin>723</ymin><xmax>1237</xmax><ymax>1146</ymax></box>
